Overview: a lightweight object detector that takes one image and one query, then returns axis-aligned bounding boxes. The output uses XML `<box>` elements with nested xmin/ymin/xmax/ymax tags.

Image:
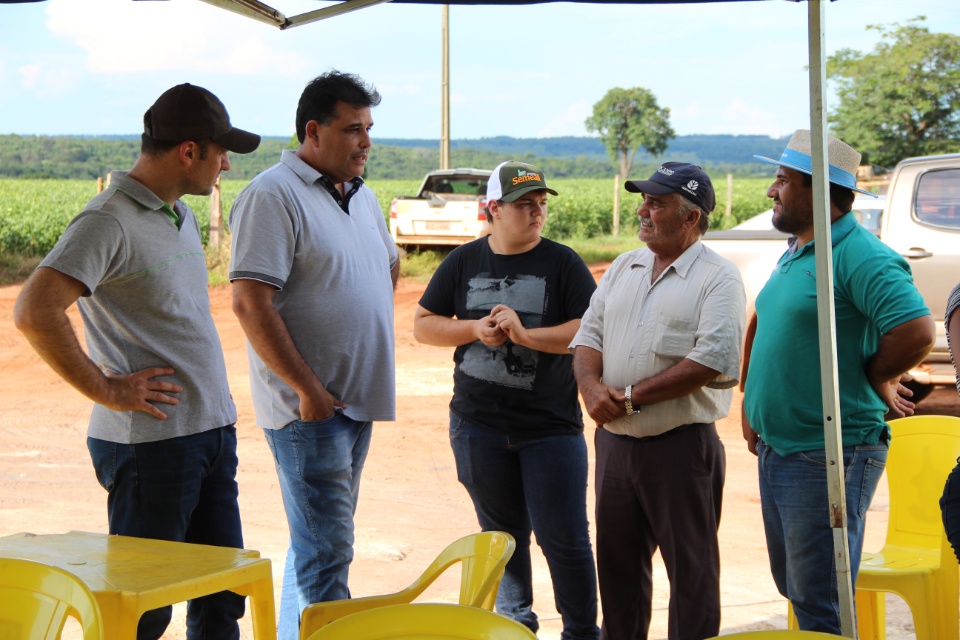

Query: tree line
<box><xmin>0</xmin><ymin>133</ymin><xmax>788</xmax><ymax>182</ymax></box>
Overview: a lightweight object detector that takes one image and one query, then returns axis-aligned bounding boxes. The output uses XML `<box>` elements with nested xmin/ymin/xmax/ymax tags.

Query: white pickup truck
<box><xmin>389</xmin><ymin>168</ymin><xmax>491</xmax><ymax>248</ymax></box>
<box><xmin>703</xmin><ymin>153</ymin><xmax>960</xmax><ymax>398</ymax></box>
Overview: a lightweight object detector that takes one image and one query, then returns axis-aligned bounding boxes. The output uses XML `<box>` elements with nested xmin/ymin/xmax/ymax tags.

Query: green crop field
<box><xmin>0</xmin><ymin>176</ymin><xmax>772</xmax><ymax>257</ymax></box>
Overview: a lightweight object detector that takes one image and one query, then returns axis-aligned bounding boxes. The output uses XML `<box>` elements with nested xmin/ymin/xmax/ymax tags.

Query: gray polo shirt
<box><xmin>39</xmin><ymin>171</ymin><xmax>237</xmax><ymax>444</ymax></box>
<box><xmin>229</xmin><ymin>150</ymin><xmax>398</xmax><ymax>428</ymax></box>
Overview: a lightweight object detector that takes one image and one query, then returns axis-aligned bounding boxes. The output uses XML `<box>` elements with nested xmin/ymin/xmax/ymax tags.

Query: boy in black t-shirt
<box><xmin>414</xmin><ymin>162</ymin><xmax>600</xmax><ymax>639</ymax></box>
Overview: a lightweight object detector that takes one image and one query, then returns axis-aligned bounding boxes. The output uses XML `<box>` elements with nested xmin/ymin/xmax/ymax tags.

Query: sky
<box><xmin>1</xmin><ymin>0</ymin><xmax>958</xmax><ymax>141</ymax></box>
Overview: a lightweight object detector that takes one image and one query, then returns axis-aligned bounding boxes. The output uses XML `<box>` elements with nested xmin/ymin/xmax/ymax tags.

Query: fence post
<box><xmin>209</xmin><ymin>176</ymin><xmax>222</xmax><ymax>249</ymax></box>
<box><xmin>613</xmin><ymin>175</ymin><xmax>621</xmax><ymax>236</ymax></box>
<box><xmin>726</xmin><ymin>173</ymin><xmax>733</xmax><ymax>219</ymax></box>
<box><xmin>724</xmin><ymin>173</ymin><xmax>735</xmax><ymax>228</ymax></box>
<box><xmin>96</xmin><ymin>177</ymin><xmax>104</xmax><ymax>194</ymax></box>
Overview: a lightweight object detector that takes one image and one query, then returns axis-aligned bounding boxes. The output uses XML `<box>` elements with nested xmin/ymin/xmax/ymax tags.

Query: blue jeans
<box><xmin>757</xmin><ymin>439</ymin><xmax>887</xmax><ymax>633</ymax></box>
<box><xmin>87</xmin><ymin>426</ymin><xmax>245</xmax><ymax>640</ymax></box>
<box><xmin>264</xmin><ymin>413</ymin><xmax>372</xmax><ymax>640</ymax></box>
<box><xmin>449</xmin><ymin>414</ymin><xmax>599</xmax><ymax>640</ymax></box>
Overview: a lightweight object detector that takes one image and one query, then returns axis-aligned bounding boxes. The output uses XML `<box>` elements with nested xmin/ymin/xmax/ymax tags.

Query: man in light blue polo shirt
<box><xmin>742</xmin><ymin>130</ymin><xmax>935</xmax><ymax>633</ymax></box>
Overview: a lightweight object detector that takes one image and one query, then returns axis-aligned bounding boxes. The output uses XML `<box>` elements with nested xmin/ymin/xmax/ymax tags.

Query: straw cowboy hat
<box><xmin>754</xmin><ymin>129</ymin><xmax>877</xmax><ymax>197</ymax></box>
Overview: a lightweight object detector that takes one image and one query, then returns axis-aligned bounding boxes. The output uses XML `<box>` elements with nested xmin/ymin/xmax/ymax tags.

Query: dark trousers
<box><xmin>942</xmin><ymin>460</ymin><xmax>960</xmax><ymax>563</ymax></box>
<box><xmin>450</xmin><ymin>414</ymin><xmax>600</xmax><ymax>640</ymax></box>
<box><xmin>87</xmin><ymin>426</ymin><xmax>245</xmax><ymax>640</ymax></box>
<box><xmin>595</xmin><ymin>424</ymin><xmax>724</xmax><ymax>640</ymax></box>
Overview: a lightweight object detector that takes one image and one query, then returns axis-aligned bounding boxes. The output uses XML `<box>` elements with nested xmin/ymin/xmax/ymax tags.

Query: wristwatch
<box><xmin>625</xmin><ymin>384</ymin><xmax>635</xmax><ymax>415</ymax></box>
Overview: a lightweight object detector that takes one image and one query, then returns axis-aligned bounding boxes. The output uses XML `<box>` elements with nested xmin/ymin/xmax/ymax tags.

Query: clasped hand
<box><xmin>475</xmin><ymin>304</ymin><xmax>528</xmax><ymax>347</ymax></box>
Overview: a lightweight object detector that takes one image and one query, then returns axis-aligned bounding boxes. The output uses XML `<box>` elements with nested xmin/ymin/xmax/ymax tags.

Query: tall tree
<box><xmin>585</xmin><ymin>87</ymin><xmax>674</xmax><ymax>182</ymax></box>
<box><xmin>828</xmin><ymin>17</ymin><xmax>960</xmax><ymax>168</ymax></box>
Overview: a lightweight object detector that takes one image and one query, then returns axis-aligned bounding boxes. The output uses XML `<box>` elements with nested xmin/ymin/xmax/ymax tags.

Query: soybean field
<box><xmin>0</xmin><ymin>177</ymin><xmax>772</xmax><ymax>257</ymax></box>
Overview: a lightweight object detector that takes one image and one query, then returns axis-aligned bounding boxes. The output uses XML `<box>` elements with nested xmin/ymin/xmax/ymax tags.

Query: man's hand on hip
<box><xmin>873</xmin><ymin>374</ymin><xmax>917</xmax><ymax>418</ymax></box>
<box><xmin>102</xmin><ymin>367</ymin><xmax>181</xmax><ymax>420</ymax></box>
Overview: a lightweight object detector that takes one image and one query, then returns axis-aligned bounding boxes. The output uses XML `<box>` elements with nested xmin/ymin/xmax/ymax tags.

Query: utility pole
<box><xmin>440</xmin><ymin>5</ymin><xmax>451</xmax><ymax>170</ymax></box>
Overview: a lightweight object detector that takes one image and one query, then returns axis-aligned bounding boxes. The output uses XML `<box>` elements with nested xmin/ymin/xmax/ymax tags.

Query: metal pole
<box><xmin>440</xmin><ymin>5</ymin><xmax>451</xmax><ymax>170</ymax></box>
<box><xmin>807</xmin><ymin>1</ymin><xmax>856</xmax><ymax>636</ymax></box>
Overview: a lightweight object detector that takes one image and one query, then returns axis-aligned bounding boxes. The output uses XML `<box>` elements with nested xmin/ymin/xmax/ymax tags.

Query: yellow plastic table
<box><xmin>0</xmin><ymin>530</ymin><xmax>276</xmax><ymax>640</ymax></box>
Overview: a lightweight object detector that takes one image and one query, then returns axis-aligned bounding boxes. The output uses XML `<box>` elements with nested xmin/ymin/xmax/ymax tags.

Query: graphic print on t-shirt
<box><xmin>461</xmin><ymin>274</ymin><xmax>546</xmax><ymax>390</ymax></box>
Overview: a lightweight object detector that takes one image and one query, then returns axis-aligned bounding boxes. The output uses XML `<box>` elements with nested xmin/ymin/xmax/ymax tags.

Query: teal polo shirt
<box><xmin>744</xmin><ymin>213</ymin><xmax>930</xmax><ymax>457</ymax></box>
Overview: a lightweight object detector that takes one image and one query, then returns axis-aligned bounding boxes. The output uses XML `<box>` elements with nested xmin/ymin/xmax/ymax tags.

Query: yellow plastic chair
<box><xmin>787</xmin><ymin>415</ymin><xmax>960</xmax><ymax>640</ymax></box>
<box><xmin>299</xmin><ymin>531</ymin><xmax>515</xmax><ymax>639</ymax></box>
<box><xmin>0</xmin><ymin>557</ymin><xmax>103</xmax><ymax>640</ymax></box>
<box><xmin>303</xmin><ymin>602</ymin><xmax>537</xmax><ymax>639</ymax></box>
<box><xmin>855</xmin><ymin>415</ymin><xmax>960</xmax><ymax>640</ymax></box>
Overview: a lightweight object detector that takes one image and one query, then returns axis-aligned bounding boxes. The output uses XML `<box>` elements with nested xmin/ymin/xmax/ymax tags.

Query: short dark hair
<box><xmin>484</xmin><ymin>200</ymin><xmax>502</xmax><ymax>224</ymax></box>
<box><xmin>801</xmin><ymin>174</ymin><xmax>856</xmax><ymax>213</ymax></box>
<box><xmin>140</xmin><ymin>135</ymin><xmax>213</xmax><ymax>160</ymax></box>
<box><xmin>140</xmin><ymin>133</ymin><xmax>179</xmax><ymax>156</ymax></box>
<box><xmin>295</xmin><ymin>70</ymin><xmax>381</xmax><ymax>144</ymax></box>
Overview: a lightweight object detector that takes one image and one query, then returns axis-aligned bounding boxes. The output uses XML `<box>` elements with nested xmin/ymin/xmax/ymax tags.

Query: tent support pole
<box><xmin>808</xmin><ymin>0</ymin><xmax>856</xmax><ymax>636</ymax></box>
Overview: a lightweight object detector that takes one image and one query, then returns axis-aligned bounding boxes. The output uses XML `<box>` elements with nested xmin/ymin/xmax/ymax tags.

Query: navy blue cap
<box><xmin>625</xmin><ymin>162</ymin><xmax>716</xmax><ymax>213</ymax></box>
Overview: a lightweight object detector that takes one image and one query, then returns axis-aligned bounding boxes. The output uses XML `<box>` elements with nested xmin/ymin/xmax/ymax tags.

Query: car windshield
<box><xmin>422</xmin><ymin>175</ymin><xmax>488</xmax><ymax>196</ymax></box>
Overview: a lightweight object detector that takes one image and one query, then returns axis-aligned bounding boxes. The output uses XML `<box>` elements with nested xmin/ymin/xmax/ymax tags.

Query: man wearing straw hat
<box><xmin>742</xmin><ymin>130</ymin><xmax>935</xmax><ymax>632</ymax></box>
<box><xmin>14</xmin><ymin>84</ymin><xmax>261</xmax><ymax>639</ymax></box>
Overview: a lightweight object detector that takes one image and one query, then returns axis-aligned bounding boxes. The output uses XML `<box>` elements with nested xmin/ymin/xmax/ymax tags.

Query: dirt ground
<box><xmin>1</xmin><ymin>267</ymin><xmax>957</xmax><ymax>639</ymax></box>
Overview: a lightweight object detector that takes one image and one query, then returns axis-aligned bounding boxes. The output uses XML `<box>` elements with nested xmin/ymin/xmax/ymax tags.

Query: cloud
<box><xmin>536</xmin><ymin>100</ymin><xmax>593</xmax><ymax>137</ymax></box>
<box><xmin>718</xmin><ymin>99</ymin><xmax>794</xmax><ymax>137</ymax></box>
<box><xmin>17</xmin><ymin>58</ymin><xmax>82</xmax><ymax>96</ymax></box>
<box><xmin>674</xmin><ymin>98</ymin><xmax>795</xmax><ymax>137</ymax></box>
<box><xmin>18</xmin><ymin>63</ymin><xmax>42</xmax><ymax>90</ymax></box>
<box><xmin>44</xmin><ymin>0</ymin><xmax>310</xmax><ymax>76</ymax></box>
<box><xmin>378</xmin><ymin>83</ymin><xmax>425</xmax><ymax>98</ymax></box>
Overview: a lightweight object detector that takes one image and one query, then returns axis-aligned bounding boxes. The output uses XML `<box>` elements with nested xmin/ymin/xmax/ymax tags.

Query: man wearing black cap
<box><xmin>414</xmin><ymin>161</ymin><xmax>600</xmax><ymax>639</ymax></box>
<box><xmin>15</xmin><ymin>84</ymin><xmax>260</xmax><ymax>640</ymax></box>
<box><xmin>571</xmin><ymin>162</ymin><xmax>745</xmax><ymax>640</ymax></box>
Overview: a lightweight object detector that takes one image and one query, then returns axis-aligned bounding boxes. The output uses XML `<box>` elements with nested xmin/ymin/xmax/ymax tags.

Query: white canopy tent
<box><xmin>0</xmin><ymin>0</ymin><xmax>858</xmax><ymax>634</ymax></box>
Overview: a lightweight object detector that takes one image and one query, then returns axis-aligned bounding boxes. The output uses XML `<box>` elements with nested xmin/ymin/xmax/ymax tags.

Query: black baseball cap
<box><xmin>625</xmin><ymin>162</ymin><xmax>716</xmax><ymax>213</ymax></box>
<box><xmin>143</xmin><ymin>83</ymin><xmax>261</xmax><ymax>154</ymax></box>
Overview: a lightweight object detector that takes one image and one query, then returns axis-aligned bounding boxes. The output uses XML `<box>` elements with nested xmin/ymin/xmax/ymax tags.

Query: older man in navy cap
<box><xmin>572</xmin><ymin>162</ymin><xmax>746</xmax><ymax>640</ymax></box>
<box><xmin>742</xmin><ymin>130</ymin><xmax>935</xmax><ymax>633</ymax></box>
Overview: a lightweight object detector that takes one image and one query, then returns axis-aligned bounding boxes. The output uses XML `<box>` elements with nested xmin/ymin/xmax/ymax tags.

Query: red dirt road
<box><xmin>2</xmin><ymin>269</ymin><xmax>951</xmax><ymax>638</ymax></box>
